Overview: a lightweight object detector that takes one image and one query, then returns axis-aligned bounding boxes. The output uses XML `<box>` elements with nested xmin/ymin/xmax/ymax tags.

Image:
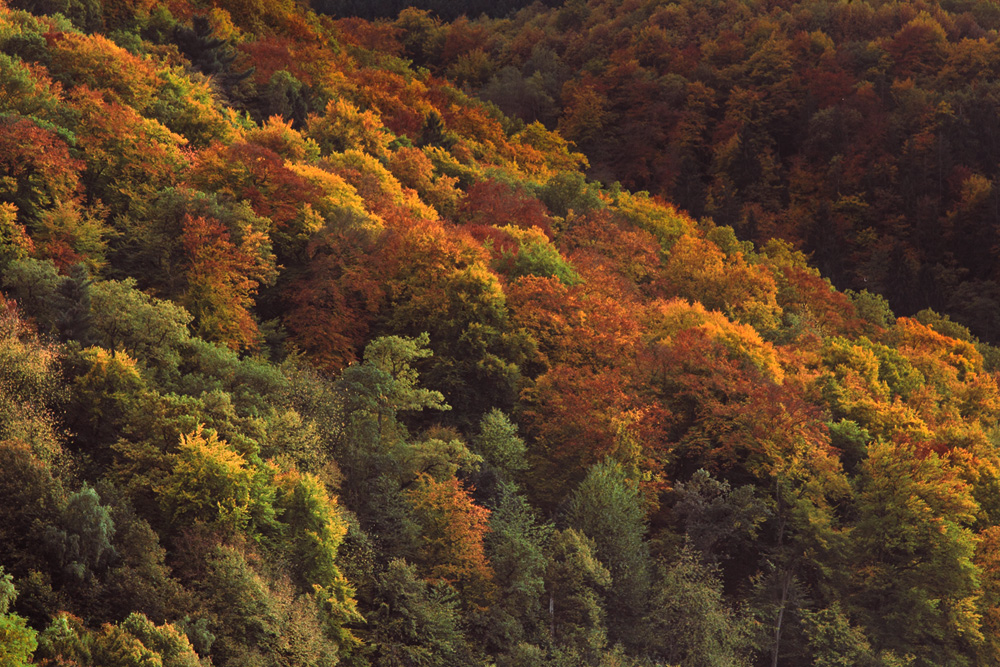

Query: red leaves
<box><xmin>179</xmin><ymin>213</ymin><xmax>273</xmax><ymax>349</ymax></box>
<box><xmin>645</xmin><ymin>326</ymin><xmax>835</xmax><ymax>485</ymax></box>
<box><xmin>189</xmin><ymin>141</ymin><xmax>321</xmax><ymax>233</ymax></box>
<box><xmin>458</xmin><ymin>179</ymin><xmax>554</xmax><ymax>238</ymax></box>
<box><xmin>406</xmin><ymin>474</ymin><xmax>493</xmax><ymax>601</ymax></box>
<box><xmin>0</xmin><ymin>117</ymin><xmax>108</xmax><ymax>269</ymax></box>
<box><xmin>284</xmin><ymin>227</ymin><xmax>387</xmax><ymax>371</ymax></box>
<box><xmin>0</xmin><ymin>117</ymin><xmax>85</xmax><ymax>215</ymax></box>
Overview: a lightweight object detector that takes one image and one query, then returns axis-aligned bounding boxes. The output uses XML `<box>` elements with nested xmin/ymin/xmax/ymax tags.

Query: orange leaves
<box><xmin>307</xmin><ymin>98</ymin><xmax>393</xmax><ymax>159</ymax></box>
<box><xmin>459</xmin><ymin>179</ymin><xmax>553</xmax><ymax>237</ymax></box>
<box><xmin>886</xmin><ymin>13</ymin><xmax>949</xmax><ymax>78</ymax></box>
<box><xmin>45</xmin><ymin>31</ymin><xmax>160</xmax><ymax>109</ymax></box>
<box><xmin>0</xmin><ymin>116</ymin><xmax>108</xmax><ymax>269</ymax></box>
<box><xmin>558</xmin><ymin>208</ymin><xmax>664</xmax><ymax>296</ymax></box>
<box><xmin>892</xmin><ymin>317</ymin><xmax>983</xmax><ymax>380</ymax></box>
<box><xmin>557</xmin><ymin>78</ymin><xmax>610</xmax><ymax>147</ymax></box>
<box><xmin>663</xmin><ymin>234</ymin><xmax>782</xmax><ymax>331</ymax></box>
<box><xmin>519</xmin><ymin>364</ymin><xmax>635</xmax><ymax>500</ymax></box>
<box><xmin>283</xmin><ymin>225</ymin><xmax>387</xmax><ymax>371</ymax></box>
<box><xmin>180</xmin><ymin>213</ymin><xmax>274</xmax><ymax>349</ymax></box>
<box><xmin>385</xmin><ymin>147</ymin><xmax>461</xmax><ymax>218</ymax></box>
<box><xmin>187</xmin><ymin>139</ymin><xmax>324</xmax><ymax>259</ymax></box>
<box><xmin>68</xmin><ymin>86</ymin><xmax>188</xmax><ymax>216</ymax></box>
<box><xmin>647</xmin><ymin>324</ymin><xmax>840</xmax><ymax>492</ymax></box>
<box><xmin>507</xmin><ymin>273</ymin><xmax>642</xmax><ymax>372</ymax></box>
<box><xmin>644</xmin><ymin>298</ymin><xmax>784</xmax><ymax>384</ymax></box>
<box><xmin>349</xmin><ymin>68</ymin><xmax>432</xmax><ymax>138</ymax></box>
<box><xmin>330</xmin><ymin>17</ymin><xmax>403</xmax><ymax>55</ymax></box>
<box><xmin>888</xmin><ymin>317</ymin><xmax>1000</xmax><ymax>432</ymax></box>
<box><xmin>0</xmin><ymin>117</ymin><xmax>84</xmax><ymax>216</ymax></box>
<box><xmin>406</xmin><ymin>474</ymin><xmax>493</xmax><ymax>601</ymax></box>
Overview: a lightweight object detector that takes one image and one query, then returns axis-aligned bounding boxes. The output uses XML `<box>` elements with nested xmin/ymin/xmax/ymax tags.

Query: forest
<box><xmin>389</xmin><ymin>0</ymin><xmax>1000</xmax><ymax>343</ymax></box>
<box><xmin>1</xmin><ymin>0</ymin><xmax>1000</xmax><ymax>666</ymax></box>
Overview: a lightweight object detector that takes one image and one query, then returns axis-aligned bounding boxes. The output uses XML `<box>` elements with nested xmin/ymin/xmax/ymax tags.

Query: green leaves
<box><xmin>157</xmin><ymin>426</ymin><xmax>267</xmax><ymax>533</ymax></box>
<box><xmin>368</xmin><ymin>559</ymin><xmax>470</xmax><ymax>667</ymax></box>
<box><xmin>643</xmin><ymin>547</ymin><xmax>754</xmax><ymax>667</ymax></box>
<box><xmin>0</xmin><ymin>567</ymin><xmax>37</xmax><ymax>667</ymax></box>
<box><xmin>565</xmin><ymin>460</ymin><xmax>651</xmax><ymax>648</ymax></box>
<box><xmin>42</xmin><ymin>483</ymin><xmax>117</xmax><ymax>582</ymax></box>
<box><xmin>849</xmin><ymin>439</ymin><xmax>981</xmax><ymax>663</ymax></box>
<box><xmin>473</xmin><ymin>408</ymin><xmax>528</xmax><ymax>478</ymax></box>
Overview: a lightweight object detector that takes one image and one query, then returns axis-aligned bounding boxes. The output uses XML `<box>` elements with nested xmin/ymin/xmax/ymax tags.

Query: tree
<box><xmin>642</xmin><ymin>546</ymin><xmax>754</xmax><ymax>667</ymax></box>
<box><xmin>565</xmin><ymin>460</ymin><xmax>651</xmax><ymax>649</ymax></box>
<box><xmin>483</xmin><ymin>483</ymin><xmax>551</xmax><ymax>649</ymax></box>
<box><xmin>544</xmin><ymin>528</ymin><xmax>612</xmax><ymax>661</ymax></box>
<box><xmin>406</xmin><ymin>473</ymin><xmax>493</xmax><ymax>603</ymax></box>
<box><xmin>67</xmin><ymin>86</ymin><xmax>187</xmax><ymax>219</ymax></box>
<box><xmin>273</xmin><ymin>468</ymin><xmax>363</xmax><ymax>657</ymax></box>
<box><xmin>473</xmin><ymin>408</ymin><xmax>528</xmax><ymax>480</ymax></box>
<box><xmin>157</xmin><ymin>426</ymin><xmax>274</xmax><ymax>535</ymax></box>
<box><xmin>88</xmin><ymin>278</ymin><xmax>194</xmax><ymax>379</ymax></box>
<box><xmin>367</xmin><ymin>559</ymin><xmax>470</xmax><ymax>667</ymax></box>
<box><xmin>179</xmin><ymin>212</ymin><xmax>274</xmax><ymax>350</ymax></box>
<box><xmin>0</xmin><ymin>439</ymin><xmax>63</xmax><ymax>576</ymax></box>
<box><xmin>42</xmin><ymin>483</ymin><xmax>117</xmax><ymax>584</ymax></box>
<box><xmin>114</xmin><ymin>188</ymin><xmax>276</xmax><ymax>352</ymax></box>
<box><xmin>200</xmin><ymin>543</ymin><xmax>344</xmax><ymax>667</ymax></box>
<box><xmin>849</xmin><ymin>439</ymin><xmax>982</xmax><ymax>665</ymax></box>
<box><xmin>0</xmin><ymin>116</ymin><xmax>107</xmax><ymax>269</ymax></box>
<box><xmin>799</xmin><ymin>604</ymin><xmax>900</xmax><ymax>667</ymax></box>
<box><xmin>336</xmin><ymin>332</ymin><xmax>449</xmax><ymax>454</ymax></box>
<box><xmin>0</xmin><ymin>566</ymin><xmax>37</xmax><ymax>667</ymax></box>
<box><xmin>672</xmin><ymin>469</ymin><xmax>770</xmax><ymax>567</ymax></box>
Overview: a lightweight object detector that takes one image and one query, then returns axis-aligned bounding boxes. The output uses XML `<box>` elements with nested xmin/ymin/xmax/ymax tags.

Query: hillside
<box><xmin>393</xmin><ymin>0</ymin><xmax>1000</xmax><ymax>343</ymax></box>
<box><xmin>1</xmin><ymin>0</ymin><xmax>1000</xmax><ymax>666</ymax></box>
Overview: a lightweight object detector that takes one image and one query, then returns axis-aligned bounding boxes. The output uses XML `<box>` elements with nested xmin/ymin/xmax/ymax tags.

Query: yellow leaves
<box><xmin>821</xmin><ymin>337</ymin><xmax>931</xmax><ymax>442</ymax></box>
<box><xmin>958</xmin><ymin>172</ymin><xmax>993</xmax><ymax>209</ymax></box>
<box><xmin>820</xmin><ymin>318</ymin><xmax>1000</xmax><ymax>455</ymax></box>
<box><xmin>247</xmin><ymin>116</ymin><xmax>320</xmax><ymax>162</ymax></box>
<box><xmin>893</xmin><ymin>317</ymin><xmax>983</xmax><ymax>379</ymax></box>
<box><xmin>207</xmin><ymin>7</ymin><xmax>247</xmax><ymax>44</ymax></box>
<box><xmin>865</xmin><ymin>438</ymin><xmax>979</xmax><ymax>527</ymax></box>
<box><xmin>323</xmin><ymin>149</ymin><xmax>438</xmax><ymax>220</ymax></box>
<box><xmin>0</xmin><ymin>203</ymin><xmax>31</xmax><ymax>264</ymax></box>
<box><xmin>285</xmin><ymin>161</ymin><xmax>382</xmax><ymax>232</ymax></box>
<box><xmin>498</xmin><ymin>223</ymin><xmax>549</xmax><ymax>246</ymax></box>
<box><xmin>514</xmin><ymin>121</ymin><xmax>589</xmax><ymax>174</ymax></box>
<box><xmin>77</xmin><ymin>346</ymin><xmax>143</xmax><ymax>387</ymax></box>
<box><xmin>557</xmin><ymin>80</ymin><xmax>609</xmax><ymax>146</ymax></box>
<box><xmin>152</xmin><ymin>66</ymin><xmax>235</xmax><ymax>147</ymax></box>
<box><xmin>306</xmin><ymin>97</ymin><xmax>393</xmax><ymax>159</ymax></box>
<box><xmin>663</xmin><ymin>234</ymin><xmax>783</xmax><ymax>332</ymax></box>
<box><xmin>644</xmin><ymin>298</ymin><xmax>784</xmax><ymax>383</ymax></box>
<box><xmin>273</xmin><ymin>466</ymin><xmax>348</xmax><ymax>546</ymax></box>
<box><xmin>385</xmin><ymin>146</ymin><xmax>462</xmax><ymax>218</ymax></box>
<box><xmin>159</xmin><ymin>426</ymin><xmax>255</xmax><ymax>530</ymax></box>
<box><xmin>611</xmin><ymin>190</ymin><xmax>696</xmax><ymax>248</ymax></box>
<box><xmin>46</xmin><ymin>31</ymin><xmax>161</xmax><ymax>110</ymax></box>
